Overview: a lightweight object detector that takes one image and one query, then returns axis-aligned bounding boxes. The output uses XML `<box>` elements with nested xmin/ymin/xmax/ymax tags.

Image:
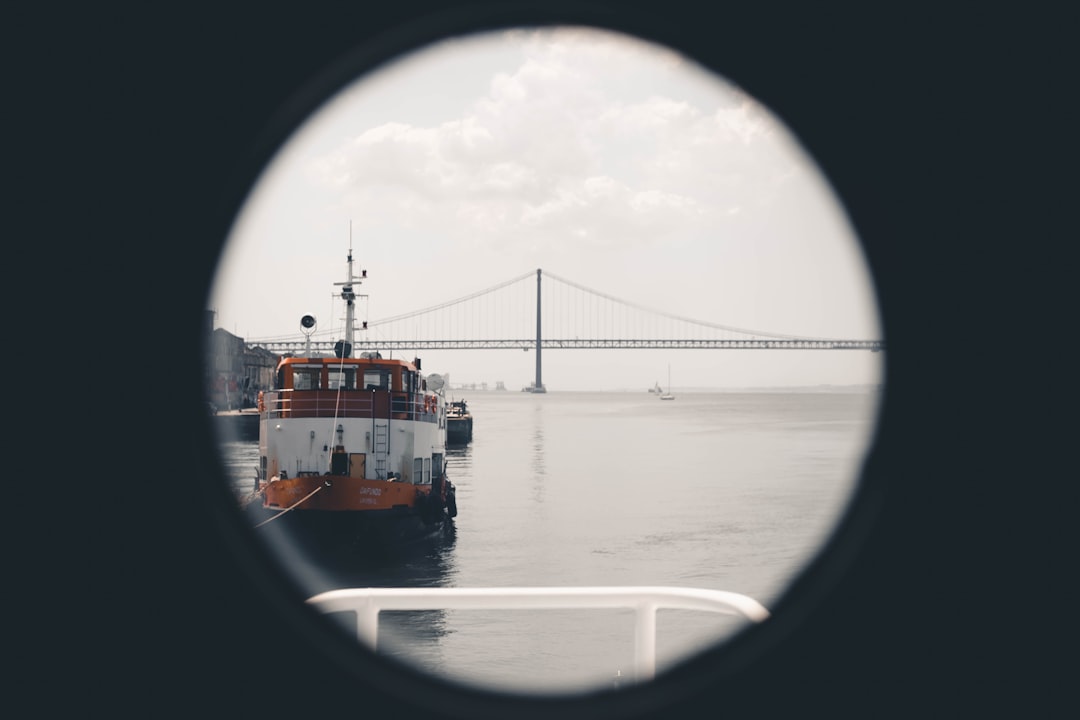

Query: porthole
<box><xmin>202</xmin><ymin>10</ymin><xmax>885</xmax><ymax>717</ymax></box>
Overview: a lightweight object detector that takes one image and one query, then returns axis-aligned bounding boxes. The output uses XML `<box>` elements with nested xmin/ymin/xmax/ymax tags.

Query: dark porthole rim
<box><xmin>197</xmin><ymin>5</ymin><xmax>893</xmax><ymax>719</ymax></box>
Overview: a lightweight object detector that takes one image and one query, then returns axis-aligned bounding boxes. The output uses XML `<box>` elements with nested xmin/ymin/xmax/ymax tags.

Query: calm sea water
<box><xmin>219</xmin><ymin>389</ymin><xmax>879</xmax><ymax>695</ymax></box>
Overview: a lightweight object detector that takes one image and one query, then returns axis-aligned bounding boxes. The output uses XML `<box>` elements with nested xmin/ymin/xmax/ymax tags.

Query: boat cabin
<box><xmin>268</xmin><ymin>356</ymin><xmax>437</xmax><ymax>421</ymax></box>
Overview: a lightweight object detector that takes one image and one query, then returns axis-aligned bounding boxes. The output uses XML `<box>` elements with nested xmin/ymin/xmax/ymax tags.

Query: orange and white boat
<box><xmin>245</xmin><ymin>249</ymin><xmax>457</xmax><ymax>548</ymax></box>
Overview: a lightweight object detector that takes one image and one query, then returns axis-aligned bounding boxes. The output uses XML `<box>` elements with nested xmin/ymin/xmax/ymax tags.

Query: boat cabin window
<box><xmin>328</xmin><ymin>367</ymin><xmax>357</xmax><ymax>390</ymax></box>
<box><xmin>292</xmin><ymin>366</ymin><xmax>322</xmax><ymax>391</ymax></box>
<box><xmin>413</xmin><ymin>457</ymin><xmax>423</xmax><ymax>485</ymax></box>
<box><xmin>363</xmin><ymin>369</ymin><xmax>388</xmax><ymax>391</ymax></box>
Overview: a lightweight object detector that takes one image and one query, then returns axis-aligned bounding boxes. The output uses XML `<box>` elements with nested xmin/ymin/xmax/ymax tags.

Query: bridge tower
<box><xmin>532</xmin><ymin>268</ymin><xmax>546</xmax><ymax>393</ymax></box>
<box><xmin>522</xmin><ymin>268</ymin><xmax>548</xmax><ymax>395</ymax></box>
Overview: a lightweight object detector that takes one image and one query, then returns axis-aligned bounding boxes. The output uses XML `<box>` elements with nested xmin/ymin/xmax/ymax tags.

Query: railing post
<box><xmin>356</xmin><ymin>603</ymin><xmax>380</xmax><ymax>650</ymax></box>
<box><xmin>633</xmin><ymin>601</ymin><xmax>658</xmax><ymax>681</ymax></box>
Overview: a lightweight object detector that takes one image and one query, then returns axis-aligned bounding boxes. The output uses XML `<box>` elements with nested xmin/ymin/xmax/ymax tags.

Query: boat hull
<box><xmin>447</xmin><ymin>417</ymin><xmax>472</xmax><ymax>444</ymax></box>
<box><xmin>245</xmin><ymin>501</ymin><xmax>453</xmax><ymax>552</ymax></box>
<box><xmin>246</xmin><ymin>474</ymin><xmax>457</xmax><ymax>551</ymax></box>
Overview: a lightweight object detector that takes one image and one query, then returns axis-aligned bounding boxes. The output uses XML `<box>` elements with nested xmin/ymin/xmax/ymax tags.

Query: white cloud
<box><xmin>306</xmin><ymin>33</ymin><xmax>779</xmax><ymax>256</ymax></box>
<box><xmin>213</xmin><ymin>26</ymin><xmax>882</xmax><ymax>388</ymax></box>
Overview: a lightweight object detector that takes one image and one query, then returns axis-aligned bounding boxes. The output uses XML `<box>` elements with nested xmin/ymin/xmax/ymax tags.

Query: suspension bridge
<box><xmin>247</xmin><ymin>269</ymin><xmax>883</xmax><ymax>392</ymax></box>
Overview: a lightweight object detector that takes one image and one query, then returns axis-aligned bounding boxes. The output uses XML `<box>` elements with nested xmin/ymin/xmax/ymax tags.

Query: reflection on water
<box><xmin>532</xmin><ymin>401</ymin><xmax>546</xmax><ymax>504</ymax></box>
<box><xmin>309</xmin><ymin>530</ymin><xmax>460</xmax><ymax>667</ymax></box>
<box><xmin>221</xmin><ymin>436</ymin><xmax>462</xmax><ymax>666</ymax></box>
<box><xmin>445</xmin><ymin>443</ymin><xmax>471</xmax><ymax>466</ymax></box>
<box><xmin>217</xmin><ymin>390</ymin><xmax>879</xmax><ymax>694</ymax></box>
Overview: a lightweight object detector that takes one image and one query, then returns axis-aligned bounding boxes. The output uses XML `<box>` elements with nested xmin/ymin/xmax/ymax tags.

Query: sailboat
<box><xmin>659</xmin><ymin>365</ymin><xmax>675</xmax><ymax>400</ymax></box>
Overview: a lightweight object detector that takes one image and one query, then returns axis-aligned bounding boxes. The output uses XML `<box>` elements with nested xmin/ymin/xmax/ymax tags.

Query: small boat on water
<box><xmin>243</xmin><ymin>248</ymin><xmax>457</xmax><ymax>548</ymax></box>
<box><xmin>659</xmin><ymin>365</ymin><xmax>675</xmax><ymax>400</ymax></box>
<box><xmin>446</xmin><ymin>398</ymin><xmax>473</xmax><ymax>444</ymax></box>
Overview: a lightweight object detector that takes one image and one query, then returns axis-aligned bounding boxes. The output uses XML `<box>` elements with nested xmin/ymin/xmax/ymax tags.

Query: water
<box><xmin>219</xmin><ymin>389</ymin><xmax>879</xmax><ymax>695</ymax></box>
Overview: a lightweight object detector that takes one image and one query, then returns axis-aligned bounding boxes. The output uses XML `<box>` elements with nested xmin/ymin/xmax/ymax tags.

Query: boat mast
<box><xmin>333</xmin><ymin>226</ymin><xmax>366</xmax><ymax>359</ymax></box>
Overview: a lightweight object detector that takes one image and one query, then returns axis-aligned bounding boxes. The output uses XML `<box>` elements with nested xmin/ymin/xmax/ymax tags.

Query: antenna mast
<box><xmin>333</xmin><ymin>222</ymin><xmax>366</xmax><ymax>358</ymax></box>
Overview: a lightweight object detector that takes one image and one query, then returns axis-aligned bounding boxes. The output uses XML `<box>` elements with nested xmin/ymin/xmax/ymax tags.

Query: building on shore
<box><xmin>204</xmin><ymin>310</ymin><xmax>279</xmax><ymax>411</ymax></box>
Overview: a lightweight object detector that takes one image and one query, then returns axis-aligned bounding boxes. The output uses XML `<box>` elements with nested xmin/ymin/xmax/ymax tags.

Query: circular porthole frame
<box><xmin>195</xmin><ymin>3</ymin><xmax>896</xmax><ymax>719</ymax></box>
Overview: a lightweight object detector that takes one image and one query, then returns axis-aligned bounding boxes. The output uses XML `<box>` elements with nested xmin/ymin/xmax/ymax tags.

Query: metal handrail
<box><xmin>264</xmin><ymin>390</ymin><xmax>427</xmax><ymax>419</ymax></box>
<box><xmin>306</xmin><ymin>585</ymin><xmax>769</xmax><ymax>682</ymax></box>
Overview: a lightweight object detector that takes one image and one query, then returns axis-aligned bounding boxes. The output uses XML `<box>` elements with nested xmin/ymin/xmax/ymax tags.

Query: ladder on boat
<box><xmin>373</xmin><ymin>421</ymin><xmax>389</xmax><ymax>479</ymax></box>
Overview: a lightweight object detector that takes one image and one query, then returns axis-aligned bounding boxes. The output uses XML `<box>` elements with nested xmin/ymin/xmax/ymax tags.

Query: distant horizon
<box><xmin>444</xmin><ymin>384</ymin><xmax>882</xmax><ymax>393</ymax></box>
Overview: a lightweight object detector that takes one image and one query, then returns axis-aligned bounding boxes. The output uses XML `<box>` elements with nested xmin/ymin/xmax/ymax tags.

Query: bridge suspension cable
<box><xmin>369</xmin><ymin>270</ymin><xmax>536</xmax><ymax>326</ymax></box>
<box><xmin>246</xmin><ymin>268</ymin><xmax>883</xmax><ymax>354</ymax></box>
<box><xmin>543</xmin><ymin>270</ymin><xmax>841</xmax><ymax>342</ymax></box>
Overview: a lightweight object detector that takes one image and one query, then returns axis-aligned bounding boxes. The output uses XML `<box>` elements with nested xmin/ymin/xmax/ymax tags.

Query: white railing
<box><xmin>263</xmin><ymin>390</ymin><xmax>426</xmax><ymax>419</ymax></box>
<box><xmin>306</xmin><ymin>585</ymin><xmax>770</xmax><ymax>682</ymax></box>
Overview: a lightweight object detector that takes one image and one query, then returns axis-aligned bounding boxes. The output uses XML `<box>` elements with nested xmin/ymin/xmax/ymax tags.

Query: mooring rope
<box><xmin>251</xmin><ymin>484</ymin><xmax>325</xmax><ymax>528</ymax></box>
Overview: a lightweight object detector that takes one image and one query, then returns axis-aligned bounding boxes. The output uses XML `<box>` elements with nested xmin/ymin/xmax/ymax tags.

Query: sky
<box><xmin>209</xmin><ymin>26</ymin><xmax>884</xmax><ymax>392</ymax></box>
